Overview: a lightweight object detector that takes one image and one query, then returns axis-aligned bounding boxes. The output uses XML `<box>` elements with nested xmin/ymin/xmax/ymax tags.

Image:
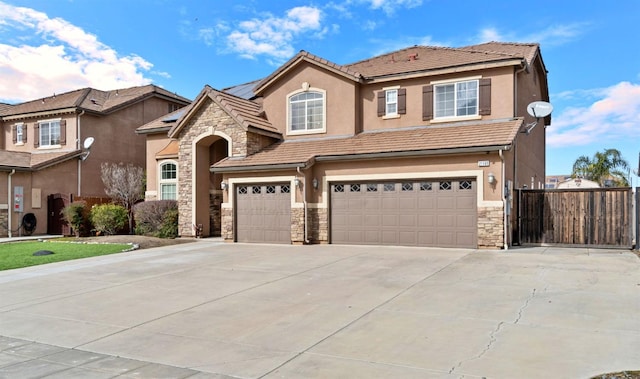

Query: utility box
<box><xmin>14</xmin><ymin>186</ymin><xmax>24</xmax><ymax>213</ymax></box>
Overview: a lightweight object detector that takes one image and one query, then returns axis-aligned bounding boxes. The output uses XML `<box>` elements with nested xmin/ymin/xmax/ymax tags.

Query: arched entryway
<box><xmin>192</xmin><ymin>133</ymin><xmax>229</xmax><ymax>237</ymax></box>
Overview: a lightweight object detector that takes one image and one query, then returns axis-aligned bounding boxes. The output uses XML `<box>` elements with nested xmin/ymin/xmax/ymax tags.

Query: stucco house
<box><xmin>0</xmin><ymin>85</ymin><xmax>190</xmax><ymax>237</ymax></box>
<box><xmin>139</xmin><ymin>42</ymin><xmax>550</xmax><ymax>248</ymax></box>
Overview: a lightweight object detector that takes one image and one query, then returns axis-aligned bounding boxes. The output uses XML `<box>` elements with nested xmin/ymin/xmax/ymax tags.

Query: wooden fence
<box><xmin>516</xmin><ymin>188</ymin><xmax>632</xmax><ymax>247</ymax></box>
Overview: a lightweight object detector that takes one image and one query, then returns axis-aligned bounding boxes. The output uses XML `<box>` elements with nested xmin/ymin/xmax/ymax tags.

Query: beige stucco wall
<box><xmin>260</xmin><ymin>63</ymin><xmax>359</xmax><ymax>138</ymax></box>
<box><xmin>360</xmin><ymin>66</ymin><xmax>515</xmax><ymax>132</ymax></box>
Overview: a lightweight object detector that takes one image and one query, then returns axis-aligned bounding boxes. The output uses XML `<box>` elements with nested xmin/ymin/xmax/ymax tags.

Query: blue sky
<box><xmin>1</xmin><ymin>0</ymin><xmax>639</xmax><ymax>179</ymax></box>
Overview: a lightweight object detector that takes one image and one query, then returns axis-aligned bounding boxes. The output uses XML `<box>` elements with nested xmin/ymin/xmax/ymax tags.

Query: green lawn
<box><xmin>0</xmin><ymin>241</ymin><xmax>133</xmax><ymax>271</ymax></box>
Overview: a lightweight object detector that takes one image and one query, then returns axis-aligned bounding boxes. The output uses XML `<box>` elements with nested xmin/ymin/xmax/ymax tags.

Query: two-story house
<box><xmin>139</xmin><ymin>42</ymin><xmax>549</xmax><ymax>249</ymax></box>
<box><xmin>0</xmin><ymin>85</ymin><xmax>190</xmax><ymax>237</ymax></box>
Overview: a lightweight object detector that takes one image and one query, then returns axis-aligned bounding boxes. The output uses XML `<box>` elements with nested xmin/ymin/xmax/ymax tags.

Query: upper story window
<box><xmin>35</xmin><ymin>119</ymin><xmax>66</xmax><ymax>148</ymax></box>
<box><xmin>434</xmin><ymin>80</ymin><xmax>478</xmax><ymax>118</ymax></box>
<box><xmin>159</xmin><ymin>161</ymin><xmax>177</xmax><ymax>200</ymax></box>
<box><xmin>377</xmin><ymin>87</ymin><xmax>406</xmax><ymax>118</ymax></box>
<box><xmin>422</xmin><ymin>78</ymin><xmax>491</xmax><ymax>121</ymax></box>
<box><xmin>287</xmin><ymin>86</ymin><xmax>326</xmax><ymax>134</ymax></box>
<box><xmin>13</xmin><ymin>123</ymin><xmax>25</xmax><ymax>145</ymax></box>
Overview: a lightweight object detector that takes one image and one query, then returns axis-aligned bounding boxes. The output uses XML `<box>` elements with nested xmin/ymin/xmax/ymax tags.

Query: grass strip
<box><xmin>0</xmin><ymin>240</ymin><xmax>133</xmax><ymax>271</ymax></box>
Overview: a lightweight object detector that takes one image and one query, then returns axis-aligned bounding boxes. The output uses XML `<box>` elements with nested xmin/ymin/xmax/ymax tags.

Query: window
<box><xmin>377</xmin><ymin>87</ymin><xmax>406</xmax><ymax>117</ymax></box>
<box><xmin>386</xmin><ymin>89</ymin><xmax>397</xmax><ymax>115</ymax></box>
<box><xmin>14</xmin><ymin>123</ymin><xmax>25</xmax><ymax>144</ymax></box>
<box><xmin>288</xmin><ymin>89</ymin><xmax>325</xmax><ymax>133</ymax></box>
<box><xmin>434</xmin><ymin>80</ymin><xmax>478</xmax><ymax>118</ymax></box>
<box><xmin>37</xmin><ymin>120</ymin><xmax>61</xmax><ymax>147</ymax></box>
<box><xmin>159</xmin><ymin>161</ymin><xmax>177</xmax><ymax>200</ymax></box>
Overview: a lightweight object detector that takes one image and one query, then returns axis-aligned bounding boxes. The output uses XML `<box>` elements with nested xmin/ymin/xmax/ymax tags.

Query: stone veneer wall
<box><xmin>209</xmin><ymin>191</ymin><xmax>222</xmax><ymax>237</ymax></box>
<box><xmin>0</xmin><ymin>209</ymin><xmax>7</xmax><ymax>237</ymax></box>
<box><xmin>290</xmin><ymin>208</ymin><xmax>305</xmax><ymax>244</ymax></box>
<box><xmin>477</xmin><ymin>206</ymin><xmax>504</xmax><ymax>248</ymax></box>
<box><xmin>177</xmin><ymin>99</ymin><xmax>249</xmax><ymax>236</ymax></box>
<box><xmin>308</xmin><ymin>207</ymin><xmax>328</xmax><ymax>243</ymax></box>
<box><xmin>222</xmin><ymin>208</ymin><xmax>233</xmax><ymax>241</ymax></box>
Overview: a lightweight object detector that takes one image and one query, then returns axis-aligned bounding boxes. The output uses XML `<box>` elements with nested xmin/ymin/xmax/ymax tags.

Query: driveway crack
<box><xmin>449</xmin><ymin>287</ymin><xmax>538</xmax><ymax>375</ymax></box>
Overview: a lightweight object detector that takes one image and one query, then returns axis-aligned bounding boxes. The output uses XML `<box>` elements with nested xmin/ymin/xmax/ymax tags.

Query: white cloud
<box><xmin>547</xmin><ymin>81</ymin><xmax>640</xmax><ymax>147</ymax></box>
<box><xmin>0</xmin><ymin>1</ymin><xmax>154</xmax><ymax>103</ymax></box>
<box><xmin>224</xmin><ymin>6</ymin><xmax>323</xmax><ymax>64</ymax></box>
<box><xmin>364</xmin><ymin>0</ymin><xmax>423</xmax><ymax>15</ymax></box>
<box><xmin>474</xmin><ymin>22</ymin><xmax>588</xmax><ymax>46</ymax></box>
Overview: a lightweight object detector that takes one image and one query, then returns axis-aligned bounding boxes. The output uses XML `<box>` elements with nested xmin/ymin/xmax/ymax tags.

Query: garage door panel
<box><xmin>236</xmin><ymin>184</ymin><xmax>291</xmax><ymax>244</ymax></box>
<box><xmin>331</xmin><ymin>179</ymin><xmax>477</xmax><ymax>248</ymax></box>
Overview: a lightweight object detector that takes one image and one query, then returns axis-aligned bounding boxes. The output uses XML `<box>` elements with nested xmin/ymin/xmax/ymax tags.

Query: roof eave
<box><xmin>365</xmin><ymin>58</ymin><xmax>525</xmax><ymax>84</ymax></box>
<box><xmin>1</xmin><ymin>107</ymin><xmax>79</xmax><ymax>121</ymax></box>
<box><xmin>136</xmin><ymin>125</ymin><xmax>173</xmax><ymax>135</ymax></box>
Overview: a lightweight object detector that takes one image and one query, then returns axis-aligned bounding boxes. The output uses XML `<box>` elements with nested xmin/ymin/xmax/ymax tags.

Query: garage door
<box><xmin>235</xmin><ymin>183</ymin><xmax>291</xmax><ymax>244</ymax></box>
<box><xmin>330</xmin><ymin>180</ymin><xmax>477</xmax><ymax>248</ymax></box>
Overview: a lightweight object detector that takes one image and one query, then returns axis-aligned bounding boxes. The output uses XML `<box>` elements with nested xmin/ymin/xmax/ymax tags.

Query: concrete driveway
<box><xmin>0</xmin><ymin>241</ymin><xmax>638</xmax><ymax>378</ymax></box>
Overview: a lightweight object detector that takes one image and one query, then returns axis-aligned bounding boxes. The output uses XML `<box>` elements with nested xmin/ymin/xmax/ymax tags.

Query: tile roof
<box><xmin>213</xmin><ymin>118</ymin><xmax>523</xmax><ymax>171</ymax></box>
<box><xmin>136</xmin><ymin>106</ymin><xmax>189</xmax><ymax>134</ymax></box>
<box><xmin>167</xmin><ymin>86</ymin><xmax>280</xmax><ymax>138</ymax></box>
<box><xmin>459</xmin><ymin>42</ymin><xmax>540</xmax><ymax>67</ymax></box>
<box><xmin>0</xmin><ymin>149</ymin><xmax>83</xmax><ymax>170</ymax></box>
<box><xmin>345</xmin><ymin>44</ymin><xmax>529</xmax><ymax>79</ymax></box>
<box><xmin>1</xmin><ymin>85</ymin><xmax>190</xmax><ymax>118</ymax></box>
<box><xmin>0</xmin><ymin>103</ymin><xmax>12</xmax><ymax>116</ymax></box>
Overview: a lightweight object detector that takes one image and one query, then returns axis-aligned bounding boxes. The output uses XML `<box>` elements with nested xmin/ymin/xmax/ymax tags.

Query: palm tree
<box><xmin>572</xmin><ymin>148</ymin><xmax>630</xmax><ymax>187</ymax></box>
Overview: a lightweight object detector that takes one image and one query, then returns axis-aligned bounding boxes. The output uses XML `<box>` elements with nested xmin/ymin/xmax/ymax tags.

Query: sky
<box><xmin>0</xmin><ymin>0</ymin><xmax>638</xmax><ymax>179</ymax></box>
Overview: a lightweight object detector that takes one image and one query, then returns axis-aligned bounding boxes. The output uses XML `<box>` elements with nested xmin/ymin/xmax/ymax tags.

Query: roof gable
<box><xmin>167</xmin><ymin>86</ymin><xmax>280</xmax><ymax>139</ymax></box>
<box><xmin>254</xmin><ymin>51</ymin><xmax>362</xmax><ymax>95</ymax></box>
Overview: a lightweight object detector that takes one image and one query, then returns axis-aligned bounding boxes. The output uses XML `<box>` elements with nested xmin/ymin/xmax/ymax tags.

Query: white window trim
<box><xmin>286</xmin><ymin>87</ymin><xmax>326</xmax><ymax>135</ymax></box>
<box><xmin>15</xmin><ymin>122</ymin><xmax>24</xmax><ymax>145</ymax></box>
<box><xmin>37</xmin><ymin>118</ymin><xmax>62</xmax><ymax>148</ymax></box>
<box><xmin>158</xmin><ymin>159</ymin><xmax>178</xmax><ymax>200</ymax></box>
<box><xmin>430</xmin><ymin>75</ymin><xmax>482</xmax><ymax>121</ymax></box>
<box><xmin>382</xmin><ymin>85</ymin><xmax>400</xmax><ymax>119</ymax></box>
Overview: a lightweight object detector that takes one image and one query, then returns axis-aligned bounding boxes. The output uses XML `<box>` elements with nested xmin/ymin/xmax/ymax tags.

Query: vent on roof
<box><xmin>408</xmin><ymin>53</ymin><xmax>418</xmax><ymax>61</ymax></box>
<box><xmin>90</xmin><ymin>98</ymin><xmax>98</xmax><ymax>105</ymax></box>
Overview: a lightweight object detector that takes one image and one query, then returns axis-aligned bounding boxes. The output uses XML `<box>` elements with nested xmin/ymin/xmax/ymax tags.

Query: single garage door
<box><xmin>330</xmin><ymin>180</ymin><xmax>477</xmax><ymax>248</ymax></box>
<box><xmin>235</xmin><ymin>183</ymin><xmax>291</xmax><ymax>244</ymax></box>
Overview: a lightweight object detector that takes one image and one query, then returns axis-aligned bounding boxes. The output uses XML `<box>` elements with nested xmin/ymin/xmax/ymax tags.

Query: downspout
<box><xmin>499</xmin><ymin>149</ymin><xmax>508</xmax><ymax>250</ymax></box>
<box><xmin>7</xmin><ymin>169</ymin><xmax>15</xmax><ymax>238</ymax></box>
<box><xmin>296</xmin><ymin>166</ymin><xmax>309</xmax><ymax>244</ymax></box>
<box><xmin>513</xmin><ymin>62</ymin><xmax>528</xmax><ymax>190</ymax></box>
<box><xmin>76</xmin><ymin>110</ymin><xmax>85</xmax><ymax>196</ymax></box>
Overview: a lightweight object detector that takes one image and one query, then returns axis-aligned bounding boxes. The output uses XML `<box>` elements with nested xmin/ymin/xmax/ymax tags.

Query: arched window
<box><xmin>287</xmin><ymin>88</ymin><xmax>326</xmax><ymax>134</ymax></box>
<box><xmin>159</xmin><ymin>161</ymin><xmax>177</xmax><ymax>200</ymax></box>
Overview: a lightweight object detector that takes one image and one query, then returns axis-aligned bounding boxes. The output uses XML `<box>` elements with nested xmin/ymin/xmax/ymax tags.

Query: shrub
<box><xmin>60</xmin><ymin>201</ymin><xmax>89</xmax><ymax>237</ymax></box>
<box><xmin>90</xmin><ymin>204</ymin><xmax>127</xmax><ymax>235</ymax></box>
<box><xmin>134</xmin><ymin>200</ymin><xmax>178</xmax><ymax>238</ymax></box>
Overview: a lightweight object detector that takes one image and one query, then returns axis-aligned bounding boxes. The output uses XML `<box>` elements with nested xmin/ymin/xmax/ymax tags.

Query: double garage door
<box><xmin>331</xmin><ymin>179</ymin><xmax>477</xmax><ymax>248</ymax></box>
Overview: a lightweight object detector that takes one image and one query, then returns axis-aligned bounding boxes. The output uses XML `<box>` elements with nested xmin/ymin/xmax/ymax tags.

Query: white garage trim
<box><xmin>222</xmin><ymin>176</ymin><xmax>303</xmax><ymax>209</ymax></box>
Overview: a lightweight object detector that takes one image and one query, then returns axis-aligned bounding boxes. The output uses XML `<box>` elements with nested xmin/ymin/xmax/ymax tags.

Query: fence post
<box><xmin>633</xmin><ymin>187</ymin><xmax>640</xmax><ymax>251</ymax></box>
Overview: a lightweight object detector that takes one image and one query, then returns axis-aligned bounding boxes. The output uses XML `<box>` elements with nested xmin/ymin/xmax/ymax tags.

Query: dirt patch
<box><xmin>64</xmin><ymin>235</ymin><xmax>199</xmax><ymax>250</ymax></box>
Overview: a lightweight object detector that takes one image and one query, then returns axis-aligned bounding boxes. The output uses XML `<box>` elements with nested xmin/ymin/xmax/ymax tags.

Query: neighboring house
<box><xmin>556</xmin><ymin>177</ymin><xmax>600</xmax><ymax>189</ymax></box>
<box><xmin>139</xmin><ymin>42</ymin><xmax>550</xmax><ymax>248</ymax></box>
<box><xmin>545</xmin><ymin>174</ymin><xmax>572</xmax><ymax>189</ymax></box>
<box><xmin>0</xmin><ymin>85</ymin><xmax>190</xmax><ymax>236</ymax></box>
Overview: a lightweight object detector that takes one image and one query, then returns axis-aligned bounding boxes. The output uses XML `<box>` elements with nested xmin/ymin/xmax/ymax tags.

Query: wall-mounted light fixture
<box><xmin>294</xmin><ymin>178</ymin><xmax>301</xmax><ymax>187</ymax></box>
<box><xmin>220</xmin><ymin>181</ymin><xmax>228</xmax><ymax>191</ymax></box>
<box><xmin>312</xmin><ymin>178</ymin><xmax>318</xmax><ymax>189</ymax></box>
<box><xmin>488</xmin><ymin>172</ymin><xmax>496</xmax><ymax>185</ymax></box>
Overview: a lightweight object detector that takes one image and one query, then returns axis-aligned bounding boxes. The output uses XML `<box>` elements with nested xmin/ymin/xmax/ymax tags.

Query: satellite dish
<box><xmin>527</xmin><ymin>101</ymin><xmax>553</xmax><ymax>119</ymax></box>
<box><xmin>83</xmin><ymin>137</ymin><xmax>95</xmax><ymax>150</ymax></box>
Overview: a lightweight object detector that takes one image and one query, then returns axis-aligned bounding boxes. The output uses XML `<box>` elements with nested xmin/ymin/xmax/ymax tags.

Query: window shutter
<box><xmin>398</xmin><ymin>88</ymin><xmax>406</xmax><ymax>114</ymax></box>
<box><xmin>22</xmin><ymin>124</ymin><xmax>27</xmax><ymax>143</ymax></box>
<box><xmin>60</xmin><ymin>120</ymin><xmax>66</xmax><ymax>145</ymax></box>
<box><xmin>12</xmin><ymin>125</ymin><xmax>16</xmax><ymax>144</ymax></box>
<box><xmin>422</xmin><ymin>85</ymin><xmax>433</xmax><ymax>121</ymax></box>
<box><xmin>479</xmin><ymin>78</ymin><xmax>491</xmax><ymax>115</ymax></box>
<box><xmin>377</xmin><ymin>91</ymin><xmax>386</xmax><ymax>116</ymax></box>
<box><xmin>34</xmin><ymin>123</ymin><xmax>39</xmax><ymax>148</ymax></box>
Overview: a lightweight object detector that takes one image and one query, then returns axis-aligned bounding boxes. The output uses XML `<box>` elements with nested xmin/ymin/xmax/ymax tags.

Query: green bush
<box><xmin>134</xmin><ymin>200</ymin><xmax>178</xmax><ymax>238</ymax></box>
<box><xmin>60</xmin><ymin>201</ymin><xmax>89</xmax><ymax>237</ymax></box>
<box><xmin>90</xmin><ymin>204</ymin><xmax>127</xmax><ymax>235</ymax></box>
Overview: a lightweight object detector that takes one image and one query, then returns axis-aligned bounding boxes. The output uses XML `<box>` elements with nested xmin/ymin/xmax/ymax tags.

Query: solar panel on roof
<box><xmin>162</xmin><ymin>108</ymin><xmax>186</xmax><ymax>122</ymax></box>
